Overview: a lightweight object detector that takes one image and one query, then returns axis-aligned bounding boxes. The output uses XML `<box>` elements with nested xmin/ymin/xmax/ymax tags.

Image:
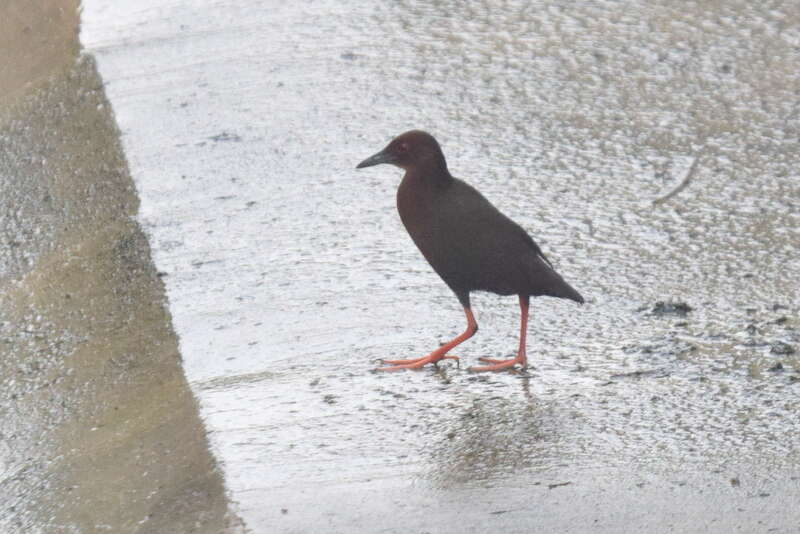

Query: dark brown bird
<box><xmin>356</xmin><ymin>130</ymin><xmax>584</xmax><ymax>372</ymax></box>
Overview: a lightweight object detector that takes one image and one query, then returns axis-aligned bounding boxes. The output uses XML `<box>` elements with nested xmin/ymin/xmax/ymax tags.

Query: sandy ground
<box><xmin>0</xmin><ymin>1</ymin><xmax>242</xmax><ymax>532</ymax></box>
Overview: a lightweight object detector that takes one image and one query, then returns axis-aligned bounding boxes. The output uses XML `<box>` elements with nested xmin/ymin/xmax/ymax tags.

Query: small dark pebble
<box><xmin>767</xmin><ymin>362</ymin><xmax>784</xmax><ymax>372</ymax></box>
<box><xmin>651</xmin><ymin>301</ymin><xmax>693</xmax><ymax>316</ymax></box>
<box><xmin>208</xmin><ymin>132</ymin><xmax>242</xmax><ymax>142</ymax></box>
<box><xmin>322</xmin><ymin>394</ymin><xmax>336</xmax><ymax>404</ymax></box>
<box><xmin>548</xmin><ymin>482</ymin><xmax>572</xmax><ymax>489</ymax></box>
<box><xmin>745</xmin><ymin>324</ymin><xmax>759</xmax><ymax>335</ymax></box>
<box><xmin>730</xmin><ymin>477</ymin><xmax>740</xmax><ymax>487</ymax></box>
<box><xmin>340</xmin><ymin>52</ymin><xmax>358</xmax><ymax>60</ymax></box>
<box><xmin>788</xmin><ymin>375</ymin><xmax>800</xmax><ymax>384</ymax></box>
<box><xmin>770</xmin><ymin>342</ymin><xmax>796</xmax><ymax>355</ymax></box>
<box><xmin>773</xmin><ymin>303</ymin><xmax>788</xmax><ymax>311</ymax></box>
<box><xmin>281</xmin><ymin>508</ymin><xmax>288</xmax><ymax>515</ymax></box>
<box><xmin>772</xmin><ymin>316</ymin><xmax>788</xmax><ymax>325</ymax></box>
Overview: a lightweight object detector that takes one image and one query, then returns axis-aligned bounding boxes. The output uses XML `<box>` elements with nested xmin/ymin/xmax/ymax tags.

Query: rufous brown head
<box><xmin>356</xmin><ymin>130</ymin><xmax>448</xmax><ymax>172</ymax></box>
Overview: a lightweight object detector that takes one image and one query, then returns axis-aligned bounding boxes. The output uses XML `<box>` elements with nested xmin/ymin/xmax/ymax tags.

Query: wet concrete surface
<box><xmin>0</xmin><ymin>1</ymin><xmax>241</xmax><ymax>532</ymax></box>
<box><xmin>76</xmin><ymin>0</ymin><xmax>800</xmax><ymax>532</ymax></box>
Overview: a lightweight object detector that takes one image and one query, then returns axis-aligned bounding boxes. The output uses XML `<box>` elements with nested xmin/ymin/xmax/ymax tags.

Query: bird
<box><xmin>356</xmin><ymin>130</ymin><xmax>584</xmax><ymax>372</ymax></box>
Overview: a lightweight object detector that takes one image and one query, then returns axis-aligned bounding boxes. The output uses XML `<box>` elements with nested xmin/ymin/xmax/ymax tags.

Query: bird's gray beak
<box><xmin>356</xmin><ymin>149</ymin><xmax>395</xmax><ymax>169</ymax></box>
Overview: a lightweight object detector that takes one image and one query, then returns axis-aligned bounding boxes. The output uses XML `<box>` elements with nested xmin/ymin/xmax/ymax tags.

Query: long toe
<box><xmin>376</xmin><ymin>353</ymin><xmax>460</xmax><ymax>371</ymax></box>
<box><xmin>477</xmin><ymin>356</ymin><xmax>511</xmax><ymax>364</ymax></box>
<box><xmin>381</xmin><ymin>354</ymin><xmax>459</xmax><ymax>366</ymax></box>
<box><xmin>376</xmin><ymin>363</ymin><xmax>426</xmax><ymax>372</ymax></box>
<box><xmin>468</xmin><ymin>357</ymin><xmax>524</xmax><ymax>372</ymax></box>
<box><xmin>376</xmin><ymin>356</ymin><xmax>435</xmax><ymax>372</ymax></box>
<box><xmin>380</xmin><ymin>356</ymin><xmax>430</xmax><ymax>366</ymax></box>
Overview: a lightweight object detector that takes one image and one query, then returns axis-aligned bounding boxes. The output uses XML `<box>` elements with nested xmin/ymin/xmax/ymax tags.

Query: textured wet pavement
<box><xmin>3</xmin><ymin>0</ymin><xmax>799</xmax><ymax>532</ymax></box>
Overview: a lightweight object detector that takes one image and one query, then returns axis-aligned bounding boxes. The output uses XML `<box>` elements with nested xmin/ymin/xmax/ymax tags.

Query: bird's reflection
<box><xmin>519</xmin><ymin>373</ymin><xmax>533</xmax><ymax>402</ymax></box>
<box><xmin>423</xmin><ymin>374</ymin><xmax>564</xmax><ymax>488</ymax></box>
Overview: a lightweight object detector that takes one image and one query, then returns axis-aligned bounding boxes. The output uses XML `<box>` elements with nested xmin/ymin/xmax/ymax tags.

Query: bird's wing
<box><xmin>449</xmin><ymin>179</ymin><xmax>554</xmax><ymax>267</ymax></box>
<box><xmin>438</xmin><ymin>179</ymin><xmax>583</xmax><ymax>302</ymax></box>
<box><xmin>519</xmin><ymin>227</ymin><xmax>553</xmax><ymax>269</ymax></box>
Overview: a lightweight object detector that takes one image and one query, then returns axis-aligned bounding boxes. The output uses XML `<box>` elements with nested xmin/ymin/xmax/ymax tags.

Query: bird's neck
<box><xmin>403</xmin><ymin>161</ymin><xmax>453</xmax><ymax>190</ymax></box>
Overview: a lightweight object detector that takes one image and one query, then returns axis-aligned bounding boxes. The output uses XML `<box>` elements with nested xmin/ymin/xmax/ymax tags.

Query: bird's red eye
<box><xmin>398</xmin><ymin>143</ymin><xmax>409</xmax><ymax>153</ymax></box>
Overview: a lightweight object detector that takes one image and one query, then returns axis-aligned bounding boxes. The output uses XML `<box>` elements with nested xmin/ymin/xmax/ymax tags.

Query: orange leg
<box><xmin>470</xmin><ymin>295</ymin><xmax>529</xmax><ymax>372</ymax></box>
<box><xmin>377</xmin><ymin>307</ymin><xmax>478</xmax><ymax>371</ymax></box>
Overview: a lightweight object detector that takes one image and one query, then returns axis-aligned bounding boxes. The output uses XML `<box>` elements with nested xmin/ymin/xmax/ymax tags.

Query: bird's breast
<box><xmin>396</xmin><ymin>176</ymin><xmax>440</xmax><ymax>254</ymax></box>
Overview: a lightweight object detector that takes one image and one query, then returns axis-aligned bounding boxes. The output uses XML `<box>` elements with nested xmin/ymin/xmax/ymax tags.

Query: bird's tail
<box><xmin>528</xmin><ymin>250</ymin><xmax>584</xmax><ymax>304</ymax></box>
<box><xmin>558</xmin><ymin>281</ymin><xmax>585</xmax><ymax>304</ymax></box>
<box><xmin>545</xmin><ymin>275</ymin><xmax>584</xmax><ymax>304</ymax></box>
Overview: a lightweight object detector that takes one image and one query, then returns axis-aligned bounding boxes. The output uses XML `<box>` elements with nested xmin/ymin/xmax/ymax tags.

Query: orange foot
<box><xmin>468</xmin><ymin>355</ymin><xmax>526</xmax><ymax>372</ymax></box>
<box><xmin>377</xmin><ymin>354</ymin><xmax>459</xmax><ymax>371</ymax></box>
<box><xmin>376</xmin><ymin>307</ymin><xmax>477</xmax><ymax>372</ymax></box>
<box><xmin>381</xmin><ymin>355</ymin><xmax>459</xmax><ymax>366</ymax></box>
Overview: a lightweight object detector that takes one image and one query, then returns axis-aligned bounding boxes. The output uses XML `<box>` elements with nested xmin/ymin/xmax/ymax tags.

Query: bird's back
<box><xmin>398</xmin><ymin>175</ymin><xmax>583</xmax><ymax>303</ymax></box>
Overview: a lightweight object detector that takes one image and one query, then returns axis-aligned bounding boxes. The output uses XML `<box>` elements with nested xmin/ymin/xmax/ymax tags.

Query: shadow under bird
<box><xmin>356</xmin><ymin>130</ymin><xmax>584</xmax><ymax>372</ymax></box>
